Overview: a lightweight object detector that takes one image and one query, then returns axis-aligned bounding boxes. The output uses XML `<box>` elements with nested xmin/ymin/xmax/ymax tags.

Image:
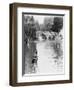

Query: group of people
<box><xmin>36</xmin><ymin>30</ymin><xmax>63</xmax><ymax>42</ymax></box>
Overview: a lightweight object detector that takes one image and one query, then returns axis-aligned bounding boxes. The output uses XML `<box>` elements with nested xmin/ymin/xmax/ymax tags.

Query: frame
<box><xmin>9</xmin><ymin>3</ymin><xmax>72</xmax><ymax>86</ymax></box>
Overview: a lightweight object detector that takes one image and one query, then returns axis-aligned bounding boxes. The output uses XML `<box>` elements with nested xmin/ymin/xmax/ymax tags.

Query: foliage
<box><xmin>24</xmin><ymin>16</ymin><xmax>37</xmax><ymax>41</ymax></box>
<box><xmin>51</xmin><ymin>17</ymin><xmax>63</xmax><ymax>33</ymax></box>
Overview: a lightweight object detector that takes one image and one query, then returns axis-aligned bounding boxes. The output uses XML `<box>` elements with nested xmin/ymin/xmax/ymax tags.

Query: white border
<box><xmin>17</xmin><ymin>7</ymin><xmax>70</xmax><ymax>82</ymax></box>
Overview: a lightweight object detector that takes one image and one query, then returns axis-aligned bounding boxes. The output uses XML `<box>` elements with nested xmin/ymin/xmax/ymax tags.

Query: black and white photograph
<box><xmin>22</xmin><ymin>13</ymin><xmax>64</xmax><ymax>76</ymax></box>
<box><xmin>10</xmin><ymin>3</ymin><xmax>72</xmax><ymax>86</ymax></box>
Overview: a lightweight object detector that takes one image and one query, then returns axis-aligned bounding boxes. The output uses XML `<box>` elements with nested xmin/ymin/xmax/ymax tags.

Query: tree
<box><xmin>35</xmin><ymin>21</ymin><xmax>40</xmax><ymax>31</ymax></box>
<box><xmin>43</xmin><ymin>17</ymin><xmax>53</xmax><ymax>31</ymax></box>
<box><xmin>51</xmin><ymin>17</ymin><xmax>63</xmax><ymax>33</ymax></box>
<box><xmin>24</xmin><ymin>16</ymin><xmax>37</xmax><ymax>41</ymax></box>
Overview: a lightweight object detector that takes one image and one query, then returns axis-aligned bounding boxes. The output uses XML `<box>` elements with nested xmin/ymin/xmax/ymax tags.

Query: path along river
<box><xmin>35</xmin><ymin>39</ymin><xmax>64</xmax><ymax>75</ymax></box>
